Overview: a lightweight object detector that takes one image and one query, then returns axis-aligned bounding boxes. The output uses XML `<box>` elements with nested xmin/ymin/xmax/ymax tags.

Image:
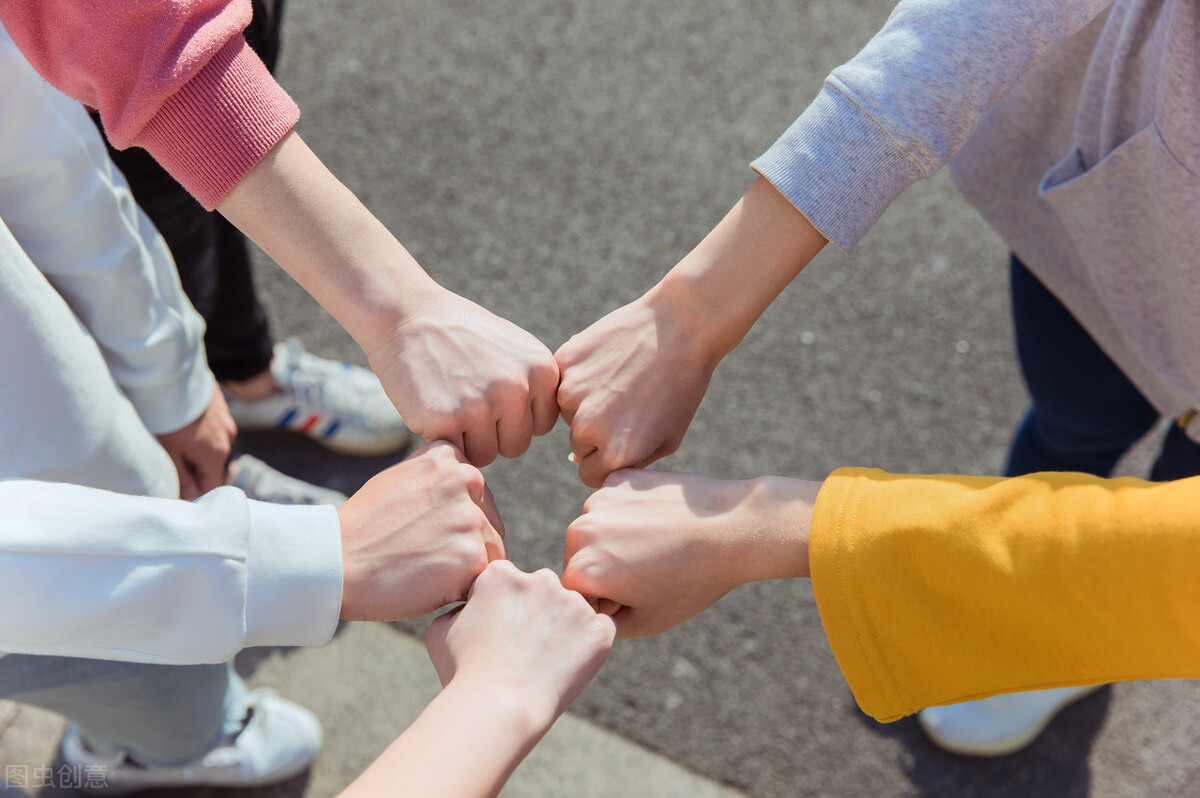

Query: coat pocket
<box><xmin>1038</xmin><ymin>122</ymin><xmax>1200</xmax><ymax>395</ymax></box>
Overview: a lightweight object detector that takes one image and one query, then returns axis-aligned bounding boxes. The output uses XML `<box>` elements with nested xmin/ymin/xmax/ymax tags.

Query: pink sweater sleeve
<box><xmin>0</xmin><ymin>0</ymin><xmax>299</xmax><ymax>209</ymax></box>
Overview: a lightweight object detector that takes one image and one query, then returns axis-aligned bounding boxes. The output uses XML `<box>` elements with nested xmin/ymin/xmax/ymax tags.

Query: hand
<box><xmin>426</xmin><ymin>560</ymin><xmax>616</xmax><ymax>728</ymax></box>
<box><xmin>555</xmin><ymin>295</ymin><xmax>717</xmax><ymax>488</ymax></box>
<box><xmin>337</xmin><ymin>441</ymin><xmax>506</xmax><ymax>621</ymax></box>
<box><xmin>561</xmin><ymin>468</ymin><xmax>817</xmax><ymax>638</ymax></box>
<box><xmin>367</xmin><ymin>284</ymin><xmax>559</xmax><ymax>467</ymax></box>
<box><xmin>155</xmin><ymin>385</ymin><xmax>237</xmax><ymax>500</ymax></box>
<box><xmin>557</xmin><ymin>178</ymin><xmax>828</xmax><ymax>489</ymax></box>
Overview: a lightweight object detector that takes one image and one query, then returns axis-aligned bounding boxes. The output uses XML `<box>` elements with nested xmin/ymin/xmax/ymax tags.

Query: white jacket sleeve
<box><xmin>0</xmin><ymin>481</ymin><xmax>343</xmax><ymax>665</ymax></box>
<box><xmin>0</xmin><ymin>24</ymin><xmax>213</xmax><ymax>435</ymax></box>
<box><xmin>750</xmin><ymin>0</ymin><xmax>1112</xmax><ymax>253</ymax></box>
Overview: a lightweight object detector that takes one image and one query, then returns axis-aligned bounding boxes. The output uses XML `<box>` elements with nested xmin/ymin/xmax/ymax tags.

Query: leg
<box><xmin>1149</xmin><ymin>423</ymin><xmax>1200</xmax><ymax>481</ymax></box>
<box><xmin>1005</xmin><ymin>253</ymin><xmax>1159</xmax><ymax>478</ymax></box>
<box><xmin>204</xmin><ymin>214</ymin><xmax>274</xmax><ymax>382</ymax></box>
<box><xmin>0</xmin><ymin>658</ymin><xmax>244</xmax><ymax>768</ymax></box>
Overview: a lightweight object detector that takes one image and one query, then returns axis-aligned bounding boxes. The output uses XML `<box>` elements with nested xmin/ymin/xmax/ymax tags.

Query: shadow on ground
<box><xmin>863</xmin><ymin>687</ymin><xmax>1111</xmax><ymax>798</ymax></box>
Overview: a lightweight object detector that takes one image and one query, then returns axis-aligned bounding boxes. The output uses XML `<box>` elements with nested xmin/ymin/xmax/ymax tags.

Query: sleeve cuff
<box><xmin>750</xmin><ymin>82</ymin><xmax>928</xmax><ymax>254</ymax></box>
<box><xmin>132</xmin><ymin>38</ymin><xmax>300</xmax><ymax>210</ymax></box>
<box><xmin>809</xmin><ymin>467</ymin><xmax>908</xmax><ymax>722</ymax></box>
<box><xmin>243</xmin><ymin>500</ymin><xmax>343</xmax><ymax>650</ymax></box>
<box><xmin>124</xmin><ymin>342</ymin><xmax>216</xmax><ymax>436</ymax></box>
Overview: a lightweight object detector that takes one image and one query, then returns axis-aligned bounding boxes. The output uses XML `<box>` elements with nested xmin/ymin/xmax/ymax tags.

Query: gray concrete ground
<box><xmin>3</xmin><ymin>0</ymin><xmax>1200</xmax><ymax>796</ymax></box>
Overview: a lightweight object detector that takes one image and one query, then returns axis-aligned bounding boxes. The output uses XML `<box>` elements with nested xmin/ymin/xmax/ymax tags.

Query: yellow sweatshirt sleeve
<box><xmin>810</xmin><ymin>467</ymin><xmax>1200</xmax><ymax>723</ymax></box>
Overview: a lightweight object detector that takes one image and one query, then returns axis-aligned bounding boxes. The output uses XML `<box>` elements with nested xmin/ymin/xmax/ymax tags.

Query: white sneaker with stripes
<box><xmin>225</xmin><ymin>338</ymin><xmax>412</xmax><ymax>455</ymax></box>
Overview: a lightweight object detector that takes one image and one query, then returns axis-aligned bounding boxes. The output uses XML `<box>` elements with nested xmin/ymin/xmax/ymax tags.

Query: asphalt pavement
<box><xmin>3</xmin><ymin>1</ymin><xmax>1199</xmax><ymax>796</ymax></box>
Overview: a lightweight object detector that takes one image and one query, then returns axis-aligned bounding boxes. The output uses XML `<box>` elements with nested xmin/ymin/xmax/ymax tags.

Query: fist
<box><xmin>337</xmin><ymin>441</ymin><xmax>506</xmax><ymax>621</ymax></box>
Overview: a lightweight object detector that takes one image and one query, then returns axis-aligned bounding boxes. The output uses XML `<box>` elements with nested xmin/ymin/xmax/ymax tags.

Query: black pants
<box><xmin>94</xmin><ymin>0</ymin><xmax>287</xmax><ymax>382</ymax></box>
<box><xmin>1006</xmin><ymin>253</ymin><xmax>1200</xmax><ymax>481</ymax></box>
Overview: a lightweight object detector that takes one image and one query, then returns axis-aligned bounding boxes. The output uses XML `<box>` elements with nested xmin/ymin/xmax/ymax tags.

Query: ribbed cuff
<box><xmin>750</xmin><ymin>82</ymin><xmax>927</xmax><ymax>254</ymax></box>
<box><xmin>244</xmin><ymin>501</ymin><xmax>342</xmax><ymax>650</ymax></box>
<box><xmin>133</xmin><ymin>38</ymin><xmax>300</xmax><ymax>210</ymax></box>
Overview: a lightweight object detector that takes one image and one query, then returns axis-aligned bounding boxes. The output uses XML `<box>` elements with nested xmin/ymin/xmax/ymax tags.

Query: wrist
<box><xmin>736</xmin><ymin>476</ymin><xmax>818</xmax><ymax>582</ymax></box>
<box><xmin>647</xmin><ymin>178</ymin><xmax>826</xmax><ymax>361</ymax></box>
<box><xmin>443</xmin><ymin>674</ymin><xmax>558</xmax><ymax>740</ymax></box>
<box><xmin>335</xmin><ymin>502</ymin><xmax>366</xmax><ymax>620</ymax></box>
<box><xmin>356</xmin><ymin>274</ymin><xmax>445</xmax><ymax>357</ymax></box>
<box><xmin>641</xmin><ymin>274</ymin><xmax>734</xmax><ymax>369</ymax></box>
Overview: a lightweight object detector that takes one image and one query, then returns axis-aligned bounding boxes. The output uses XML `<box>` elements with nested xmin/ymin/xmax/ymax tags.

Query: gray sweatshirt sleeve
<box><xmin>0</xmin><ymin>482</ymin><xmax>342</xmax><ymax>665</ymax></box>
<box><xmin>751</xmin><ymin>0</ymin><xmax>1112</xmax><ymax>252</ymax></box>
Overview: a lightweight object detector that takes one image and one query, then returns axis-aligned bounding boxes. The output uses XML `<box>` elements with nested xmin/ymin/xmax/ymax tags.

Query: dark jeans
<box><xmin>1006</xmin><ymin>254</ymin><xmax>1200</xmax><ymax>481</ymax></box>
<box><xmin>94</xmin><ymin>0</ymin><xmax>287</xmax><ymax>382</ymax></box>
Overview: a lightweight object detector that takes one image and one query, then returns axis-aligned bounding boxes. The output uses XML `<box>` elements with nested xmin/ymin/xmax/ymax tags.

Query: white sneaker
<box><xmin>63</xmin><ymin>688</ymin><xmax>322</xmax><ymax>794</ymax></box>
<box><xmin>226</xmin><ymin>337</ymin><xmax>412</xmax><ymax>455</ymax></box>
<box><xmin>229</xmin><ymin>454</ymin><xmax>348</xmax><ymax>506</ymax></box>
<box><xmin>918</xmin><ymin>685</ymin><xmax>1103</xmax><ymax>757</ymax></box>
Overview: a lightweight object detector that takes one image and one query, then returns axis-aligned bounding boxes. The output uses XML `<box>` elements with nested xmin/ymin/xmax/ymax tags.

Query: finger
<box><xmin>531</xmin><ymin>391</ymin><xmax>559</xmax><ymax>436</ymax></box>
<box><xmin>462</xmin><ymin>426</ymin><xmax>499</xmax><ymax>468</ymax></box>
<box><xmin>427</xmin><ymin>604</ymin><xmax>464</xmax><ymax>644</ymax></box>
<box><xmin>611</xmin><ymin>606</ymin><xmax>640</xmax><ymax>639</ymax></box>
<box><xmin>470</xmin><ymin>559</ymin><xmax>518</xmax><ymax>600</ymax></box>
<box><xmin>464</xmin><ymin>473</ymin><xmax>506</xmax><ymax>539</ymax></box>
<box><xmin>567</xmin><ymin>424</ymin><xmax>599</xmax><ymax>463</ymax></box>
<box><xmin>594</xmin><ymin>611</ymin><xmax>618</xmax><ymax>645</ymax></box>
<box><xmin>595</xmin><ymin>598</ymin><xmax>624</xmax><ymax>616</ymax></box>
<box><xmin>635</xmin><ymin>437</ymin><xmax>681</xmax><ymax>469</ymax></box>
<box><xmin>529</xmin><ymin>363</ymin><xmax>561</xmax><ymax>436</ymax></box>
<box><xmin>425</xmin><ymin>429</ymin><xmax>465</xmax><ymax>456</ymax></box>
<box><xmin>191</xmin><ymin>449</ymin><xmax>228</xmax><ymax>496</ymax></box>
<box><xmin>481</xmin><ymin>523</ymin><xmax>507</xmax><ymax>562</ymax></box>
<box><xmin>169</xmin><ymin>452</ymin><xmax>200</xmax><ymax>500</ymax></box>
<box><xmin>496</xmin><ymin>408</ymin><xmax>534</xmax><ymax>460</ymax></box>
<box><xmin>577</xmin><ymin>451</ymin><xmax>615</xmax><ymax>490</ymax></box>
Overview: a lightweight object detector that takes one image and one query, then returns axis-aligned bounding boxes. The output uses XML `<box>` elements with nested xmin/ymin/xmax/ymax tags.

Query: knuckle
<box><xmin>457</xmin><ymin>461</ymin><xmax>486</xmax><ymax>490</ymax></box>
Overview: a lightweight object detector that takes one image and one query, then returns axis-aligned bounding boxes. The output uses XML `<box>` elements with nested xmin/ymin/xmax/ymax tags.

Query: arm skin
<box><xmin>340</xmin><ymin>561</ymin><xmax>616</xmax><ymax>798</ymax></box>
<box><xmin>218</xmin><ymin>132</ymin><xmax>559</xmax><ymax>466</ymax></box>
<box><xmin>561</xmin><ymin>468</ymin><xmax>818</xmax><ymax>638</ymax></box>
<box><xmin>555</xmin><ymin>177</ymin><xmax>827</xmax><ymax>487</ymax></box>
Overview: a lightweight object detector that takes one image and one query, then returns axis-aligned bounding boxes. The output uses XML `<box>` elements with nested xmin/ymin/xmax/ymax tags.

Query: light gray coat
<box><xmin>753</xmin><ymin>1</ymin><xmax>1200</xmax><ymax>436</ymax></box>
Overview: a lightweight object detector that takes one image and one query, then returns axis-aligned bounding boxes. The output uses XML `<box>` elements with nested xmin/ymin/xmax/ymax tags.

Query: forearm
<box><xmin>647</xmin><ymin>177</ymin><xmax>827</xmax><ymax>361</ymax></box>
<box><xmin>810</xmin><ymin>468</ymin><xmax>1200</xmax><ymax>722</ymax></box>
<box><xmin>340</xmin><ymin>681</ymin><xmax>551</xmax><ymax>798</ymax></box>
<box><xmin>216</xmin><ymin>131</ymin><xmax>433</xmax><ymax>353</ymax></box>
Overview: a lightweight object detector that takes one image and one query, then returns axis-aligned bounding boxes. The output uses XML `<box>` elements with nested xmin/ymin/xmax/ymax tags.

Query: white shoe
<box><xmin>229</xmin><ymin>454</ymin><xmax>348</xmax><ymax>506</ymax></box>
<box><xmin>62</xmin><ymin>689</ymin><xmax>322</xmax><ymax>794</ymax></box>
<box><xmin>226</xmin><ymin>337</ymin><xmax>412</xmax><ymax>455</ymax></box>
<box><xmin>918</xmin><ymin>685</ymin><xmax>1103</xmax><ymax>757</ymax></box>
